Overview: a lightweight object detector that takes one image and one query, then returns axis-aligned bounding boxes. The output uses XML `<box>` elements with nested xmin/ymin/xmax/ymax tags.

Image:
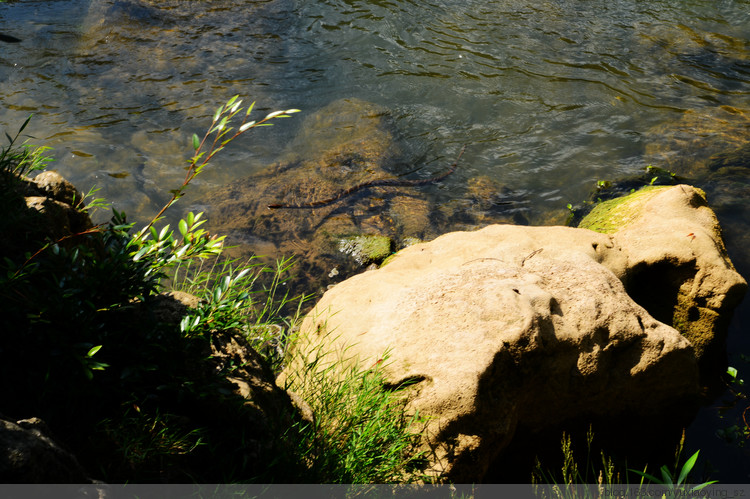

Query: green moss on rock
<box><xmin>578</xmin><ymin>185</ymin><xmax>670</xmax><ymax>233</ymax></box>
<box><xmin>338</xmin><ymin>234</ymin><xmax>393</xmax><ymax>266</ymax></box>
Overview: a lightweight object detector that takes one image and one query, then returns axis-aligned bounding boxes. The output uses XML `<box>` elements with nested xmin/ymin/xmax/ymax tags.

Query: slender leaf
<box><xmin>629</xmin><ymin>469</ymin><xmax>663</xmax><ymax>484</ymax></box>
<box><xmin>178</xmin><ymin>219</ymin><xmax>188</xmax><ymax>237</ymax></box>
<box><xmin>677</xmin><ymin>451</ymin><xmax>699</xmax><ymax>485</ymax></box>
<box><xmin>691</xmin><ymin>481</ymin><xmax>718</xmax><ymax>492</ymax></box>
<box><xmin>265</xmin><ymin>110</ymin><xmax>285</xmax><ymax>120</ymax></box>
<box><xmin>225</xmin><ymin>95</ymin><xmax>239</xmax><ymax>109</ymax></box>
<box><xmin>18</xmin><ymin>114</ymin><xmax>32</xmax><ymax>134</ymax></box>
<box><xmin>239</xmin><ymin>121</ymin><xmax>256</xmax><ymax>132</ymax></box>
<box><xmin>212</xmin><ymin>105</ymin><xmax>223</xmax><ymax>123</ymax></box>
<box><xmin>660</xmin><ymin>465</ymin><xmax>673</xmax><ymax>486</ymax></box>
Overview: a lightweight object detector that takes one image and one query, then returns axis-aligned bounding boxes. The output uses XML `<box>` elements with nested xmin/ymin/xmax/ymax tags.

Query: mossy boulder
<box><xmin>288</xmin><ymin>223</ymin><xmax>701</xmax><ymax>482</ymax></box>
<box><xmin>579</xmin><ymin>185</ymin><xmax>747</xmax><ymax>363</ymax></box>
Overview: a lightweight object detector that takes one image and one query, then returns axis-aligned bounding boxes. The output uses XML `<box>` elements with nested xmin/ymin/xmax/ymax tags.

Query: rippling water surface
<box><xmin>1</xmin><ymin>0</ymin><xmax>749</xmax><ymax>481</ymax></box>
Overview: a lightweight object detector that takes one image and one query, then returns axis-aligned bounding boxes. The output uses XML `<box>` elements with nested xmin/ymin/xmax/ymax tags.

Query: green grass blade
<box><xmin>677</xmin><ymin>451</ymin><xmax>699</xmax><ymax>485</ymax></box>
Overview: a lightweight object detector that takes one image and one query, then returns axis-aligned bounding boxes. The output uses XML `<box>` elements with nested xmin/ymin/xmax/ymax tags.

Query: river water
<box><xmin>1</xmin><ymin>0</ymin><xmax>749</xmax><ymax>482</ymax></box>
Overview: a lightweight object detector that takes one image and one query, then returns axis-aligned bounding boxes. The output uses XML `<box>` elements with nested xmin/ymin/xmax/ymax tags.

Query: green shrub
<box><xmin>0</xmin><ymin>102</ymin><xmax>304</xmax><ymax>482</ymax></box>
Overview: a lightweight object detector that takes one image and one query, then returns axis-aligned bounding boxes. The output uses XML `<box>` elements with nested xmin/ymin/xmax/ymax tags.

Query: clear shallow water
<box><xmin>1</xmin><ymin>0</ymin><xmax>749</xmax><ymax>482</ymax></box>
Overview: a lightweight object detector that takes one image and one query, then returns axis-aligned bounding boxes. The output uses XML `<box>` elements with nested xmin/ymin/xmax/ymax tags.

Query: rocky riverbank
<box><xmin>1</xmin><ymin>162</ymin><xmax>746</xmax><ymax>484</ymax></box>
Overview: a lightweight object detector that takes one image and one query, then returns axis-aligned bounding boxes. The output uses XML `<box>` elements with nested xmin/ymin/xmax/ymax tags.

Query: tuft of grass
<box><xmin>0</xmin><ymin>114</ymin><xmax>53</xmax><ymax>177</ymax></box>
<box><xmin>281</xmin><ymin>340</ymin><xmax>429</xmax><ymax>483</ymax></box>
<box><xmin>532</xmin><ymin>426</ymin><xmax>717</xmax><ymax>499</ymax></box>
<box><xmin>99</xmin><ymin>406</ymin><xmax>205</xmax><ymax>482</ymax></box>
<box><xmin>532</xmin><ymin>426</ymin><xmax>623</xmax><ymax>498</ymax></box>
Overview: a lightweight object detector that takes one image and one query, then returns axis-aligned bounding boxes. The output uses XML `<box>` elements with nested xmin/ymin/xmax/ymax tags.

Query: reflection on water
<box><xmin>1</xmin><ymin>0</ymin><xmax>749</xmax><ymax>481</ymax></box>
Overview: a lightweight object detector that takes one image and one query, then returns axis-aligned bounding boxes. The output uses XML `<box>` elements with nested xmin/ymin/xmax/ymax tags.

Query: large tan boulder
<box><xmin>288</xmin><ymin>225</ymin><xmax>699</xmax><ymax>481</ymax></box>
<box><xmin>285</xmin><ymin>185</ymin><xmax>746</xmax><ymax>482</ymax></box>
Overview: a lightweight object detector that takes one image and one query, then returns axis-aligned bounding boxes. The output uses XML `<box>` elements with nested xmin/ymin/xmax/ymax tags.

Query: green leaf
<box><xmin>212</xmin><ymin>105</ymin><xmax>223</xmax><ymax>123</ymax></box>
<box><xmin>229</xmin><ymin>99</ymin><xmax>243</xmax><ymax>114</ymax></box>
<box><xmin>629</xmin><ymin>469</ymin><xmax>663</xmax><ymax>485</ymax></box>
<box><xmin>87</xmin><ymin>345</ymin><xmax>102</xmax><ymax>357</ymax></box>
<box><xmin>659</xmin><ymin>465</ymin><xmax>673</xmax><ymax>486</ymax></box>
<box><xmin>212</xmin><ymin>116</ymin><xmax>230</xmax><ymax>133</ymax></box>
<box><xmin>246</xmin><ymin>101</ymin><xmax>256</xmax><ymax>116</ymax></box>
<box><xmin>728</xmin><ymin>366</ymin><xmax>738</xmax><ymax>379</ymax></box>
<box><xmin>178</xmin><ymin>219</ymin><xmax>188</xmax><ymax>237</ymax></box>
<box><xmin>132</xmin><ymin>247</ymin><xmax>148</xmax><ymax>262</ymax></box>
<box><xmin>158</xmin><ymin>224</ymin><xmax>171</xmax><ymax>241</ymax></box>
<box><xmin>265</xmin><ymin>110</ymin><xmax>285</xmax><ymax>120</ymax></box>
<box><xmin>192</xmin><ymin>133</ymin><xmax>200</xmax><ymax>150</ymax></box>
<box><xmin>239</xmin><ymin>121</ymin><xmax>257</xmax><ymax>132</ymax></box>
<box><xmin>677</xmin><ymin>451</ymin><xmax>699</xmax><ymax>485</ymax></box>
<box><xmin>18</xmin><ymin>114</ymin><xmax>33</xmax><ymax>135</ymax></box>
<box><xmin>690</xmin><ymin>481</ymin><xmax>718</xmax><ymax>492</ymax></box>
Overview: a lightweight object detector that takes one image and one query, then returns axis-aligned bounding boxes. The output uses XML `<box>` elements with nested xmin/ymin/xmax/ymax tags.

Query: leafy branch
<box><xmin>124</xmin><ymin>97</ymin><xmax>300</xmax><ymax>286</ymax></box>
<box><xmin>137</xmin><ymin>96</ymin><xmax>300</xmax><ymax>240</ymax></box>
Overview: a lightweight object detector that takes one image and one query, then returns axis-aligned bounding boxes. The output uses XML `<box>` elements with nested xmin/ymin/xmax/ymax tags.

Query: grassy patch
<box><xmin>281</xmin><ymin>342</ymin><xmax>429</xmax><ymax>483</ymax></box>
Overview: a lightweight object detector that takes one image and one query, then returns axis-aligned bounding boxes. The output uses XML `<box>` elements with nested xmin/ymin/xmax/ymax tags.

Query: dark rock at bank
<box><xmin>0</xmin><ymin>415</ymin><xmax>92</xmax><ymax>483</ymax></box>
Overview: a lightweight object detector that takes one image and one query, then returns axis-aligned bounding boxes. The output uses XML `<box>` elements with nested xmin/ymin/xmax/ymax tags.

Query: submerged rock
<box><xmin>207</xmin><ymin>97</ymin><xmax>538</xmax><ymax>294</ymax></box>
<box><xmin>207</xmin><ymin>98</ymin><xmax>434</xmax><ymax>291</ymax></box>
<box><xmin>644</xmin><ymin>106</ymin><xmax>750</xmax><ymax>178</ymax></box>
<box><xmin>337</xmin><ymin>234</ymin><xmax>392</xmax><ymax>266</ymax></box>
<box><xmin>283</xmin><ymin>185</ymin><xmax>746</xmax><ymax>482</ymax></box>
